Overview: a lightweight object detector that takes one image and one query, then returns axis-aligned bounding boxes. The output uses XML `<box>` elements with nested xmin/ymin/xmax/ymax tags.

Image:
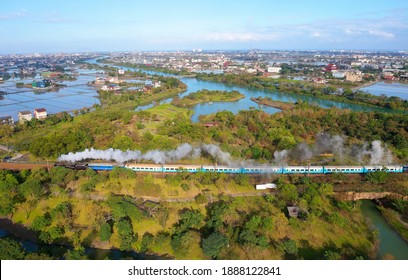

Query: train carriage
<box><xmin>126</xmin><ymin>163</ymin><xmax>163</xmax><ymax>172</ymax></box>
<box><xmin>363</xmin><ymin>165</ymin><xmax>403</xmax><ymax>173</ymax></box>
<box><xmin>214</xmin><ymin>166</ymin><xmax>242</xmax><ymax>173</ymax></box>
<box><xmin>243</xmin><ymin>166</ymin><xmax>282</xmax><ymax>174</ymax></box>
<box><xmin>88</xmin><ymin>163</ymin><xmax>116</xmax><ymax>171</ymax></box>
<box><xmin>283</xmin><ymin>166</ymin><xmax>324</xmax><ymax>174</ymax></box>
<box><xmin>323</xmin><ymin>166</ymin><xmax>364</xmax><ymax>174</ymax></box>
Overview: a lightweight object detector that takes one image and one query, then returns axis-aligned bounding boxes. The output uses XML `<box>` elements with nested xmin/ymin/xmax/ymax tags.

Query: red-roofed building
<box><xmin>34</xmin><ymin>108</ymin><xmax>47</xmax><ymax>119</ymax></box>
<box><xmin>325</xmin><ymin>63</ymin><xmax>338</xmax><ymax>72</ymax></box>
<box><xmin>202</xmin><ymin>122</ymin><xmax>219</xmax><ymax>127</ymax></box>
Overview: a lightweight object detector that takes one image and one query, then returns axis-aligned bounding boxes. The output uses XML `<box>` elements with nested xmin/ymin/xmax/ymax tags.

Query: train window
<box><xmin>346</xmin><ymin>169</ymin><xmax>349</xmax><ymax>171</ymax></box>
<box><xmin>296</xmin><ymin>169</ymin><xmax>299</xmax><ymax>171</ymax></box>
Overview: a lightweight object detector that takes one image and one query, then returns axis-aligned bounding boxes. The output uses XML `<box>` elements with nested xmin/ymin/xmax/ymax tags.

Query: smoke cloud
<box><xmin>58</xmin><ymin>143</ymin><xmax>235</xmax><ymax>165</ymax></box>
<box><xmin>274</xmin><ymin>133</ymin><xmax>394</xmax><ymax>165</ymax></box>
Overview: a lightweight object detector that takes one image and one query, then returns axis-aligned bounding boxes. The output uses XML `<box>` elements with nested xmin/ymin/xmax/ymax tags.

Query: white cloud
<box><xmin>368</xmin><ymin>30</ymin><xmax>395</xmax><ymax>38</ymax></box>
<box><xmin>0</xmin><ymin>9</ymin><xmax>28</xmax><ymax>20</ymax></box>
<box><xmin>203</xmin><ymin>32</ymin><xmax>280</xmax><ymax>42</ymax></box>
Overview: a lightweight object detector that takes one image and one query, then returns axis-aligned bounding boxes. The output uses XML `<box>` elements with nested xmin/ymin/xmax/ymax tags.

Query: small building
<box><xmin>267</xmin><ymin>67</ymin><xmax>282</xmax><ymax>73</ymax></box>
<box><xmin>255</xmin><ymin>183</ymin><xmax>276</xmax><ymax>190</ymax></box>
<box><xmin>287</xmin><ymin>206</ymin><xmax>300</xmax><ymax>218</ymax></box>
<box><xmin>312</xmin><ymin>77</ymin><xmax>327</xmax><ymax>84</ymax></box>
<box><xmin>118</xmin><ymin>69</ymin><xmax>125</xmax><ymax>75</ymax></box>
<box><xmin>202</xmin><ymin>122</ymin><xmax>219</xmax><ymax>128</ymax></box>
<box><xmin>33</xmin><ymin>108</ymin><xmax>47</xmax><ymax>119</ymax></box>
<box><xmin>332</xmin><ymin>71</ymin><xmax>346</xmax><ymax>79</ymax></box>
<box><xmin>18</xmin><ymin>111</ymin><xmax>32</xmax><ymax>122</ymax></box>
<box><xmin>325</xmin><ymin>63</ymin><xmax>338</xmax><ymax>72</ymax></box>
<box><xmin>345</xmin><ymin>70</ymin><xmax>362</xmax><ymax>82</ymax></box>
<box><xmin>0</xmin><ymin>116</ymin><xmax>14</xmax><ymax>125</ymax></box>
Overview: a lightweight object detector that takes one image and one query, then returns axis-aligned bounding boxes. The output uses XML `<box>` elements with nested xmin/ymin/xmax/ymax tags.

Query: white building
<box><xmin>267</xmin><ymin>67</ymin><xmax>282</xmax><ymax>73</ymax></box>
<box><xmin>255</xmin><ymin>183</ymin><xmax>276</xmax><ymax>190</ymax></box>
<box><xmin>18</xmin><ymin>111</ymin><xmax>32</xmax><ymax>122</ymax></box>
<box><xmin>33</xmin><ymin>108</ymin><xmax>47</xmax><ymax>119</ymax></box>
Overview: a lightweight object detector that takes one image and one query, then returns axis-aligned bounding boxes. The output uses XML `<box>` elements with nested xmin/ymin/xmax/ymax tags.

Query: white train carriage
<box><xmin>283</xmin><ymin>166</ymin><xmax>324</xmax><ymax>174</ymax></box>
<box><xmin>323</xmin><ymin>166</ymin><xmax>364</xmax><ymax>174</ymax></box>
<box><xmin>364</xmin><ymin>165</ymin><xmax>403</xmax><ymax>173</ymax></box>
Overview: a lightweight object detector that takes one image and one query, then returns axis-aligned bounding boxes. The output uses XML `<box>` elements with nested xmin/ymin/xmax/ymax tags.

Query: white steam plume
<box><xmin>58</xmin><ymin>143</ymin><xmax>235</xmax><ymax>165</ymax></box>
<box><xmin>273</xmin><ymin>133</ymin><xmax>394</xmax><ymax>164</ymax></box>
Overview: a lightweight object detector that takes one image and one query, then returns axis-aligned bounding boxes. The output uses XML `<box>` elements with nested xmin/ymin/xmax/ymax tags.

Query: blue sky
<box><xmin>1</xmin><ymin>0</ymin><xmax>407</xmax><ymax>53</ymax></box>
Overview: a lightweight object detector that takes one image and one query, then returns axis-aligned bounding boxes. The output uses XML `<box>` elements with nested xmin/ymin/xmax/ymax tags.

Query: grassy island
<box><xmin>172</xmin><ymin>89</ymin><xmax>244</xmax><ymax>107</ymax></box>
<box><xmin>251</xmin><ymin>97</ymin><xmax>296</xmax><ymax>110</ymax></box>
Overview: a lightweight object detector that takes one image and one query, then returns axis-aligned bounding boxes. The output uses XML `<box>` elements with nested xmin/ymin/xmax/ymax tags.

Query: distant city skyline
<box><xmin>1</xmin><ymin>0</ymin><xmax>408</xmax><ymax>54</ymax></box>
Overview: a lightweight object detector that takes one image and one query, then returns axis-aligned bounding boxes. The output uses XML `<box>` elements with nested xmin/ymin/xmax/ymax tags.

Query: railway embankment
<box><xmin>334</xmin><ymin>191</ymin><xmax>408</xmax><ymax>201</ymax></box>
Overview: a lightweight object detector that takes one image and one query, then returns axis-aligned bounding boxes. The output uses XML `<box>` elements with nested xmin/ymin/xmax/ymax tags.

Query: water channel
<box><xmin>360</xmin><ymin>200</ymin><xmax>408</xmax><ymax>259</ymax></box>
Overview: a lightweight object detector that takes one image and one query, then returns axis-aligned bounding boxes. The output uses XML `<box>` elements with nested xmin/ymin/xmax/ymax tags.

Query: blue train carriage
<box><xmin>363</xmin><ymin>165</ymin><xmax>403</xmax><ymax>173</ymax></box>
<box><xmin>88</xmin><ymin>163</ymin><xmax>116</xmax><ymax>171</ymax></box>
<box><xmin>214</xmin><ymin>165</ymin><xmax>242</xmax><ymax>173</ymax></box>
<box><xmin>243</xmin><ymin>166</ymin><xmax>282</xmax><ymax>174</ymax></box>
<box><xmin>323</xmin><ymin>166</ymin><xmax>364</xmax><ymax>174</ymax></box>
<box><xmin>283</xmin><ymin>166</ymin><xmax>324</xmax><ymax>174</ymax></box>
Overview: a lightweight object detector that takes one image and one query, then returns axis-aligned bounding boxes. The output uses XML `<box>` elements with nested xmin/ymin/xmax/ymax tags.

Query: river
<box><xmin>87</xmin><ymin>59</ymin><xmax>401</xmax><ymax>122</ymax></box>
<box><xmin>360</xmin><ymin>200</ymin><xmax>408</xmax><ymax>259</ymax></box>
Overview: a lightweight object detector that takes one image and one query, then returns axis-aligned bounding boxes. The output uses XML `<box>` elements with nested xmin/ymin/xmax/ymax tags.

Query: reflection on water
<box><xmin>361</xmin><ymin>82</ymin><xmax>408</xmax><ymax>100</ymax></box>
<box><xmin>0</xmin><ymin>68</ymin><xmax>100</xmax><ymax>120</ymax></box>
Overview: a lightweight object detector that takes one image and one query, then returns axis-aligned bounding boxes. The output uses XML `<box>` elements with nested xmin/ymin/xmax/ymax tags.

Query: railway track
<box><xmin>0</xmin><ymin>162</ymin><xmax>50</xmax><ymax>170</ymax></box>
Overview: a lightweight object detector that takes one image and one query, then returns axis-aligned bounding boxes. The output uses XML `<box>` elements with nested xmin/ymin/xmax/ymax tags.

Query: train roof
<box><xmin>88</xmin><ymin>163</ymin><xmax>121</xmax><ymax>167</ymax></box>
<box><xmin>283</xmin><ymin>166</ymin><xmax>324</xmax><ymax>168</ymax></box>
<box><xmin>323</xmin><ymin>166</ymin><xmax>364</xmax><ymax>168</ymax></box>
<box><xmin>363</xmin><ymin>165</ymin><xmax>403</xmax><ymax>168</ymax></box>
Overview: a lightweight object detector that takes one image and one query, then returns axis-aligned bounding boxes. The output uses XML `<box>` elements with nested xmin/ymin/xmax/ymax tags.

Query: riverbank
<box><xmin>0</xmin><ymin>217</ymin><xmax>39</xmax><ymax>242</ymax></box>
<box><xmin>250</xmin><ymin>96</ymin><xmax>296</xmax><ymax>110</ymax></box>
<box><xmin>352</xmin><ymin>80</ymin><xmax>379</xmax><ymax>91</ymax></box>
<box><xmin>377</xmin><ymin>206</ymin><xmax>408</xmax><ymax>243</ymax></box>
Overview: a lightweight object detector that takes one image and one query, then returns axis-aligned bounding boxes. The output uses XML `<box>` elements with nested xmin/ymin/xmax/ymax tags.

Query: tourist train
<box><xmin>54</xmin><ymin>162</ymin><xmax>406</xmax><ymax>174</ymax></box>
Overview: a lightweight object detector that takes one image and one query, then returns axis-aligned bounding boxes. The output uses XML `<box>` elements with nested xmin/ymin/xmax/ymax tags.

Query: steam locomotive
<box><xmin>55</xmin><ymin>162</ymin><xmax>406</xmax><ymax>174</ymax></box>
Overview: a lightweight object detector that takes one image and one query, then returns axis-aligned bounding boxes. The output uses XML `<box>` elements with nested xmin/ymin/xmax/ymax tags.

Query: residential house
<box><xmin>33</xmin><ymin>108</ymin><xmax>47</xmax><ymax>119</ymax></box>
<box><xmin>0</xmin><ymin>116</ymin><xmax>14</xmax><ymax>125</ymax></box>
<box><xmin>345</xmin><ymin>70</ymin><xmax>362</xmax><ymax>82</ymax></box>
<box><xmin>267</xmin><ymin>67</ymin><xmax>282</xmax><ymax>73</ymax></box>
<box><xmin>18</xmin><ymin>111</ymin><xmax>32</xmax><ymax>122</ymax></box>
<box><xmin>332</xmin><ymin>71</ymin><xmax>346</xmax><ymax>79</ymax></box>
